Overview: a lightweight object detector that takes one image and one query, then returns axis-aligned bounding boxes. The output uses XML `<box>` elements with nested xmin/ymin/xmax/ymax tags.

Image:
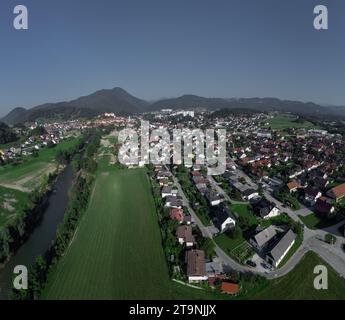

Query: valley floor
<box><xmin>41</xmin><ymin>160</ymin><xmax>226</xmax><ymax>299</ymax></box>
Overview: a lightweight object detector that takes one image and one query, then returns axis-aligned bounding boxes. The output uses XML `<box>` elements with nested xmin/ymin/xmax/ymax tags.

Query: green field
<box><xmin>251</xmin><ymin>252</ymin><xmax>345</xmax><ymax>300</ymax></box>
<box><xmin>262</xmin><ymin>115</ymin><xmax>318</xmax><ymax>130</ymax></box>
<box><xmin>0</xmin><ymin>138</ymin><xmax>80</xmax><ymax>192</ymax></box>
<box><xmin>41</xmin><ymin>159</ymin><xmax>227</xmax><ymax>300</ymax></box>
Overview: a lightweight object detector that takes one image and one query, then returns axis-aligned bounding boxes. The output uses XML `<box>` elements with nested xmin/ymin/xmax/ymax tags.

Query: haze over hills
<box><xmin>1</xmin><ymin>88</ymin><xmax>148</xmax><ymax>125</ymax></box>
<box><xmin>2</xmin><ymin>87</ymin><xmax>345</xmax><ymax>125</ymax></box>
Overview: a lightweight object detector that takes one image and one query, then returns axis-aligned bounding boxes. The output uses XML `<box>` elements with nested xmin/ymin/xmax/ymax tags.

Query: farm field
<box><xmin>0</xmin><ymin>138</ymin><xmax>81</xmax><ymax>192</ymax></box>
<box><xmin>41</xmin><ymin>159</ymin><xmax>226</xmax><ymax>300</ymax></box>
<box><xmin>251</xmin><ymin>251</ymin><xmax>345</xmax><ymax>300</ymax></box>
<box><xmin>262</xmin><ymin>114</ymin><xmax>318</xmax><ymax>130</ymax></box>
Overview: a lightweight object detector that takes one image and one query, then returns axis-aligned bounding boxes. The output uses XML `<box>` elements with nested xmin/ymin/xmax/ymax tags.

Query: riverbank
<box><xmin>0</xmin><ymin>165</ymin><xmax>74</xmax><ymax>299</ymax></box>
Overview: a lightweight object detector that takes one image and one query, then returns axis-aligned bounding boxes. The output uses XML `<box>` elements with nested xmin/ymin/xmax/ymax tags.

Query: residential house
<box><xmin>242</xmin><ymin>188</ymin><xmax>259</xmax><ymax>201</ymax></box>
<box><xmin>192</xmin><ymin>176</ymin><xmax>208</xmax><ymax>192</ymax></box>
<box><xmin>250</xmin><ymin>225</ymin><xmax>277</xmax><ymax>251</ymax></box>
<box><xmin>304</xmin><ymin>187</ymin><xmax>322</xmax><ymax>206</ymax></box>
<box><xmin>191</xmin><ymin>170</ymin><xmax>201</xmax><ymax>177</ymax></box>
<box><xmin>287</xmin><ymin>181</ymin><xmax>300</xmax><ymax>194</ymax></box>
<box><xmin>205</xmin><ymin>190</ymin><xmax>223</xmax><ymax>206</ymax></box>
<box><xmin>212</xmin><ymin>204</ymin><xmax>236</xmax><ymax>233</ymax></box>
<box><xmin>252</xmin><ymin>198</ymin><xmax>280</xmax><ymax>220</ymax></box>
<box><xmin>266</xmin><ymin>230</ymin><xmax>296</xmax><ymax>268</ymax></box>
<box><xmin>157</xmin><ymin>170</ymin><xmax>172</xmax><ymax>180</ymax></box>
<box><xmin>164</xmin><ymin>196</ymin><xmax>183</xmax><ymax>209</ymax></box>
<box><xmin>327</xmin><ymin>183</ymin><xmax>345</xmax><ymax>202</ymax></box>
<box><xmin>315</xmin><ymin>197</ymin><xmax>335</xmax><ymax>218</ymax></box>
<box><xmin>185</xmin><ymin>250</ymin><xmax>208</xmax><ymax>283</ymax></box>
<box><xmin>170</xmin><ymin>208</ymin><xmax>185</xmax><ymax>223</ymax></box>
<box><xmin>205</xmin><ymin>261</ymin><xmax>224</xmax><ymax>278</ymax></box>
<box><xmin>176</xmin><ymin>225</ymin><xmax>195</xmax><ymax>247</ymax></box>
<box><xmin>161</xmin><ymin>186</ymin><xmax>178</xmax><ymax>198</ymax></box>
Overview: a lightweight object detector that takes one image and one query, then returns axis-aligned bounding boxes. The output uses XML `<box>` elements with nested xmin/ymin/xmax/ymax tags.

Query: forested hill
<box><xmin>0</xmin><ymin>122</ymin><xmax>18</xmax><ymax>145</ymax></box>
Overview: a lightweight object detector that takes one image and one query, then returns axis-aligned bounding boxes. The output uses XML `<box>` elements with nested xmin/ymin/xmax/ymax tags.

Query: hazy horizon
<box><xmin>1</xmin><ymin>0</ymin><xmax>345</xmax><ymax>117</ymax></box>
<box><xmin>2</xmin><ymin>85</ymin><xmax>345</xmax><ymax>118</ymax></box>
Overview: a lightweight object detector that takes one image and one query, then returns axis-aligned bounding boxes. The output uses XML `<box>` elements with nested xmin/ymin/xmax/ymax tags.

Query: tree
<box><xmin>324</xmin><ymin>233</ymin><xmax>336</xmax><ymax>245</ymax></box>
<box><xmin>199</xmin><ymin>238</ymin><xmax>215</xmax><ymax>260</ymax></box>
<box><xmin>226</xmin><ymin>225</ymin><xmax>241</xmax><ymax>240</ymax></box>
<box><xmin>239</xmin><ymin>177</ymin><xmax>246</xmax><ymax>184</ymax></box>
<box><xmin>0</xmin><ymin>122</ymin><xmax>18</xmax><ymax>144</ymax></box>
<box><xmin>29</xmin><ymin>126</ymin><xmax>47</xmax><ymax>136</ymax></box>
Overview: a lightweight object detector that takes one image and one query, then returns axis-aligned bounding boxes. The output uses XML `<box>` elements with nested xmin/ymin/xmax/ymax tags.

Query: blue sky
<box><xmin>0</xmin><ymin>0</ymin><xmax>344</xmax><ymax>116</ymax></box>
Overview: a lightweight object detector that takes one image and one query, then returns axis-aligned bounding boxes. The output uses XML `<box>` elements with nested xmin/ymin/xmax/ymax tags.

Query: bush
<box><xmin>325</xmin><ymin>233</ymin><xmax>336</xmax><ymax>245</ymax></box>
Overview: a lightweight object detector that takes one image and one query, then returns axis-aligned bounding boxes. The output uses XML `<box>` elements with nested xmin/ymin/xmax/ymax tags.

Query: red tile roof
<box><xmin>329</xmin><ymin>183</ymin><xmax>345</xmax><ymax>200</ymax></box>
<box><xmin>170</xmin><ymin>208</ymin><xmax>184</xmax><ymax>222</ymax></box>
<box><xmin>220</xmin><ymin>282</ymin><xmax>240</xmax><ymax>295</ymax></box>
<box><xmin>287</xmin><ymin>181</ymin><xmax>300</xmax><ymax>190</ymax></box>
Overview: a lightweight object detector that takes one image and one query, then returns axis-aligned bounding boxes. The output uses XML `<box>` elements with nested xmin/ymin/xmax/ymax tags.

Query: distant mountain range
<box><xmin>2</xmin><ymin>87</ymin><xmax>345</xmax><ymax>125</ymax></box>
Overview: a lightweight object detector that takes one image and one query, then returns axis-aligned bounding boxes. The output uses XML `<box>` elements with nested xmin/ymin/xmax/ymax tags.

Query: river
<box><xmin>0</xmin><ymin>165</ymin><xmax>73</xmax><ymax>300</ymax></box>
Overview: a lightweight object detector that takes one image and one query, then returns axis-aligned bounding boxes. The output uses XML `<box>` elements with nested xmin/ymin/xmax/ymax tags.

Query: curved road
<box><xmin>172</xmin><ymin>171</ymin><xmax>345</xmax><ymax>280</ymax></box>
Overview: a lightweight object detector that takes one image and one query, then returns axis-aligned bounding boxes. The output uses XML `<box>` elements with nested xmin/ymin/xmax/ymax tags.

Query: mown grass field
<box><xmin>41</xmin><ymin>158</ymin><xmax>227</xmax><ymax>300</ymax></box>
<box><xmin>262</xmin><ymin>114</ymin><xmax>318</xmax><ymax>130</ymax></box>
<box><xmin>251</xmin><ymin>251</ymin><xmax>345</xmax><ymax>300</ymax></box>
<box><xmin>0</xmin><ymin>138</ymin><xmax>81</xmax><ymax>192</ymax></box>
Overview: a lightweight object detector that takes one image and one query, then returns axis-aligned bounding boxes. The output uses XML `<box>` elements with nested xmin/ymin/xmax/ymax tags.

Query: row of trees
<box><xmin>147</xmin><ymin>165</ymin><xmax>215</xmax><ymax>281</ymax></box>
<box><xmin>10</xmin><ymin>130</ymin><xmax>101</xmax><ymax>300</ymax></box>
<box><xmin>0</xmin><ymin>135</ymin><xmax>93</xmax><ymax>263</ymax></box>
<box><xmin>0</xmin><ymin>172</ymin><xmax>58</xmax><ymax>263</ymax></box>
<box><xmin>147</xmin><ymin>165</ymin><xmax>183</xmax><ymax>276</ymax></box>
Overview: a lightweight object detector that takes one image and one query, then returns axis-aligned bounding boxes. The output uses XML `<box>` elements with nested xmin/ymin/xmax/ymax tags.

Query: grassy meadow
<box><xmin>0</xmin><ymin>138</ymin><xmax>81</xmax><ymax>192</ymax></box>
<box><xmin>0</xmin><ymin>137</ymin><xmax>81</xmax><ymax>230</ymax></box>
<box><xmin>41</xmin><ymin>156</ymin><xmax>226</xmax><ymax>299</ymax></box>
<box><xmin>262</xmin><ymin>114</ymin><xmax>318</xmax><ymax>130</ymax></box>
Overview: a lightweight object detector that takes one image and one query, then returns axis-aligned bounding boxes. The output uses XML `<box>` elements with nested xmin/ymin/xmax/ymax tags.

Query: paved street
<box><xmin>172</xmin><ymin>166</ymin><xmax>345</xmax><ymax>280</ymax></box>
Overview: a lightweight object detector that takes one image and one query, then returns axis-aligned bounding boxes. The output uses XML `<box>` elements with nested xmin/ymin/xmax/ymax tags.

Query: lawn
<box><xmin>230</xmin><ymin>204</ymin><xmax>258</xmax><ymax>226</ymax></box>
<box><xmin>259</xmin><ymin>213</ymin><xmax>292</xmax><ymax>229</ymax></box>
<box><xmin>262</xmin><ymin>114</ymin><xmax>318</xmax><ymax>130</ymax></box>
<box><xmin>299</xmin><ymin>213</ymin><xmax>345</xmax><ymax>230</ymax></box>
<box><xmin>215</xmin><ymin>231</ymin><xmax>253</xmax><ymax>264</ymax></box>
<box><xmin>0</xmin><ymin>138</ymin><xmax>81</xmax><ymax>192</ymax></box>
<box><xmin>41</xmin><ymin>161</ymin><xmax>226</xmax><ymax>300</ymax></box>
<box><xmin>251</xmin><ymin>251</ymin><xmax>345</xmax><ymax>300</ymax></box>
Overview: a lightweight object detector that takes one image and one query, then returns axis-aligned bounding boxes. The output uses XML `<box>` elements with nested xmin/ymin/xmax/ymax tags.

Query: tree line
<box><xmin>10</xmin><ymin>129</ymin><xmax>101</xmax><ymax>299</ymax></box>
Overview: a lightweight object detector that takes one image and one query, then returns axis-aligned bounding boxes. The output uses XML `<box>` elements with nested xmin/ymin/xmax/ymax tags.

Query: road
<box><xmin>172</xmin><ymin>167</ymin><xmax>345</xmax><ymax>279</ymax></box>
<box><xmin>229</xmin><ymin>166</ymin><xmax>345</xmax><ymax>278</ymax></box>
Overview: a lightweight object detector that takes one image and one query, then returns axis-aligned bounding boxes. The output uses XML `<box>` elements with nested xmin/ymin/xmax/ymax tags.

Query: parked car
<box><xmin>246</xmin><ymin>260</ymin><xmax>257</xmax><ymax>268</ymax></box>
<box><xmin>261</xmin><ymin>262</ymin><xmax>271</xmax><ymax>270</ymax></box>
